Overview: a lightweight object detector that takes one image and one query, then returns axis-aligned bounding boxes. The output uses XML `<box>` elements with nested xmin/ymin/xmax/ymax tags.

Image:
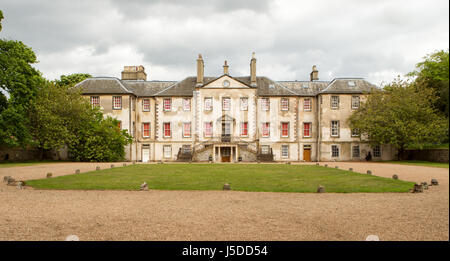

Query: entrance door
<box><xmin>221</xmin><ymin>147</ymin><xmax>231</xmax><ymax>162</ymax></box>
<box><xmin>303</xmin><ymin>148</ymin><xmax>311</xmax><ymax>162</ymax></box>
<box><xmin>142</xmin><ymin>148</ymin><xmax>150</xmax><ymax>163</ymax></box>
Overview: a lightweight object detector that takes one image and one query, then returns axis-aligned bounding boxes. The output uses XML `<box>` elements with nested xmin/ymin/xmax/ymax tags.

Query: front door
<box><xmin>221</xmin><ymin>147</ymin><xmax>231</xmax><ymax>162</ymax></box>
<box><xmin>303</xmin><ymin>148</ymin><xmax>311</xmax><ymax>162</ymax></box>
<box><xmin>142</xmin><ymin>148</ymin><xmax>150</xmax><ymax>163</ymax></box>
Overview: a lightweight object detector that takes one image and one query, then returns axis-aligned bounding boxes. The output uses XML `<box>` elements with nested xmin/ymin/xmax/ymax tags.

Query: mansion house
<box><xmin>76</xmin><ymin>54</ymin><xmax>396</xmax><ymax>162</ymax></box>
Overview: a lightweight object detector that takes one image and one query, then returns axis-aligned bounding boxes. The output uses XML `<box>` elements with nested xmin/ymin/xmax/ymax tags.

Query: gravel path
<box><xmin>0</xmin><ymin>162</ymin><xmax>448</xmax><ymax>241</ymax></box>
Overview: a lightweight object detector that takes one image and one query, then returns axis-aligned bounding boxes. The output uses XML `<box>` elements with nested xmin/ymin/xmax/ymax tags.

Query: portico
<box><xmin>213</xmin><ymin>145</ymin><xmax>238</xmax><ymax>163</ymax></box>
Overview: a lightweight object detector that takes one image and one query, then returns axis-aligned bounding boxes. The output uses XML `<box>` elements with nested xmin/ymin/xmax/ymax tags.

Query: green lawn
<box><xmin>380</xmin><ymin>160</ymin><xmax>449</xmax><ymax>168</ymax></box>
<box><xmin>26</xmin><ymin>164</ymin><xmax>415</xmax><ymax>193</ymax></box>
<box><xmin>0</xmin><ymin>160</ymin><xmax>65</xmax><ymax>168</ymax></box>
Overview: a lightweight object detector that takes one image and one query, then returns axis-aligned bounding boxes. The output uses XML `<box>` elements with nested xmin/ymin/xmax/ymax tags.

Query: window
<box><xmin>303</xmin><ymin>122</ymin><xmax>312</xmax><ymax>137</ymax></box>
<box><xmin>183</xmin><ymin>122</ymin><xmax>191</xmax><ymax>138</ymax></box>
<box><xmin>281</xmin><ymin>98</ymin><xmax>289</xmax><ymax>111</ymax></box>
<box><xmin>304</xmin><ymin>99</ymin><xmax>311</xmax><ymax>111</ymax></box>
<box><xmin>331</xmin><ymin>145</ymin><xmax>339</xmax><ymax>158</ymax></box>
<box><xmin>331</xmin><ymin>96</ymin><xmax>339</xmax><ymax>109</ymax></box>
<box><xmin>240</xmin><ymin>122</ymin><xmax>248</xmax><ymax>136</ymax></box>
<box><xmin>222</xmin><ymin>97</ymin><xmax>230</xmax><ymax>111</ymax></box>
<box><xmin>163</xmin><ymin>98</ymin><xmax>171</xmax><ymax>111</ymax></box>
<box><xmin>163</xmin><ymin>122</ymin><xmax>171</xmax><ymax>137</ymax></box>
<box><xmin>240</xmin><ymin>97</ymin><xmax>248</xmax><ymax>111</ymax></box>
<box><xmin>90</xmin><ymin>96</ymin><xmax>99</xmax><ymax>107</ymax></box>
<box><xmin>373</xmin><ymin>145</ymin><xmax>381</xmax><ymax>157</ymax></box>
<box><xmin>204</xmin><ymin>97</ymin><xmax>213</xmax><ymax>111</ymax></box>
<box><xmin>261</xmin><ymin>98</ymin><xmax>270</xmax><ymax>111</ymax></box>
<box><xmin>113</xmin><ymin>96</ymin><xmax>122</xmax><ymax>109</ymax></box>
<box><xmin>183</xmin><ymin>98</ymin><xmax>191</xmax><ymax>111</ymax></box>
<box><xmin>204</xmin><ymin>122</ymin><xmax>213</xmax><ymax>137</ymax></box>
<box><xmin>331</xmin><ymin>121</ymin><xmax>340</xmax><ymax>137</ymax></box>
<box><xmin>142</xmin><ymin>99</ymin><xmax>150</xmax><ymax>112</ymax></box>
<box><xmin>348</xmin><ymin>81</ymin><xmax>356</xmax><ymax>87</ymax></box>
<box><xmin>142</xmin><ymin>122</ymin><xmax>150</xmax><ymax>138</ymax></box>
<box><xmin>352</xmin><ymin>128</ymin><xmax>360</xmax><ymax>137</ymax></box>
<box><xmin>261</xmin><ymin>145</ymin><xmax>270</xmax><ymax>154</ymax></box>
<box><xmin>281</xmin><ymin>145</ymin><xmax>289</xmax><ymax>158</ymax></box>
<box><xmin>163</xmin><ymin>145</ymin><xmax>172</xmax><ymax>158</ymax></box>
<box><xmin>262</xmin><ymin>123</ymin><xmax>270</xmax><ymax>137</ymax></box>
<box><xmin>281</xmin><ymin>122</ymin><xmax>289</xmax><ymax>137</ymax></box>
<box><xmin>352</xmin><ymin>145</ymin><xmax>360</xmax><ymax>158</ymax></box>
<box><xmin>352</xmin><ymin>96</ymin><xmax>360</xmax><ymax>109</ymax></box>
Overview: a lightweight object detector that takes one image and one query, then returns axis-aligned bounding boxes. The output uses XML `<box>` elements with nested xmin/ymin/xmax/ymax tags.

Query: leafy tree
<box><xmin>408</xmin><ymin>50</ymin><xmax>449</xmax><ymax>117</ymax></box>
<box><xmin>349</xmin><ymin>78</ymin><xmax>448</xmax><ymax>159</ymax></box>
<box><xmin>0</xmin><ymin>10</ymin><xmax>3</xmax><ymax>32</ymax></box>
<box><xmin>55</xmin><ymin>73</ymin><xmax>91</xmax><ymax>88</ymax></box>
<box><xmin>0</xmin><ymin>11</ymin><xmax>44</xmax><ymax>147</ymax></box>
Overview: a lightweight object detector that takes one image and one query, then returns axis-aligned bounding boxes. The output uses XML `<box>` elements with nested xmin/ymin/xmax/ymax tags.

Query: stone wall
<box><xmin>0</xmin><ymin>147</ymin><xmax>69</xmax><ymax>162</ymax></box>
<box><xmin>401</xmin><ymin>149</ymin><xmax>449</xmax><ymax>163</ymax></box>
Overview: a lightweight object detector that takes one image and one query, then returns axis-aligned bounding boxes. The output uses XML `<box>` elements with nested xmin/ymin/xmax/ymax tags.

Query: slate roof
<box><xmin>77</xmin><ymin>75</ymin><xmax>378</xmax><ymax>97</ymax></box>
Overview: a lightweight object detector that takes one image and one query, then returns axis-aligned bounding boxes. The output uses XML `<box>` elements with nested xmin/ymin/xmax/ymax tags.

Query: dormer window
<box><xmin>269</xmin><ymin>84</ymin><xmax>275</xmax><ymax>89</ymax></box>
<box><xmin>348</xmin><ymin>81</ymin><xmax>356</xmax><ymax>87</ymax></box>
<box><xmin>302</xmin><ymin>83</ymin><xmax>309</xmax><ymax>89</ymax></box>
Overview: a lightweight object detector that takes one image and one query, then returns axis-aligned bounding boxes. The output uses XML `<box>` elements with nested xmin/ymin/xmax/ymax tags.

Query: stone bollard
<box><xmin>286</xmin><ymin>162</ymin><xmax>291</xmax><ymax>165</ymax></box>
<box><xmin>123</xmin><ymin>163</ymin><xmax>126</xmax><ymax>167</ymax></box>
<box><xmin>316</xmin><ymin>163</ymin><xmax>319</xmax><ymax>166</ymax></box>
<box><xmin>367</xmin><ymin>170</ymin><xmax>372</xmax><ymax>175</ymax></box>
<box><xmin>257</xmin><ymin>160</ymin><xmax>261</xmax><ymax>164</ymax></box>
<box><xmin>75</xmin><ymin>169</ymin><xmax>80</xmax><ymax>174</ymax></box>
<box><xmin>335</xmin><ymin>166</ymin><xmax>339</xmax><ymax>169</ymax></box>
<box><xmin>317</xmin><ymin>186</ymin><xmax>325</xmax><ymax>193</ymax></box>
<box><xmin>223</xmin><ymin>183</ymin><xmax>231</xmax><ymax>191</ymax></box>
<box><xmin>431</xmin><ymin>179</ymin><xmax>438</xmax><ymax>186</ymax></box>
<box><xmin>324</xmin><ymin>164</ymin><xmax>328</xmax><ymax>167</ymax></box>
<box><xmin>413</xmin><ymin>183</ymin><xmax>423</xmax><ymax>193</ymax></box>
<box><xmin>349</xmin><ymin>168</ymin><xmax>353</xmax><ymax>171</ymax></box>
<box><xmin>17</xmin><ymin>181</ymin><xmax>24</xmax><ymax>190</ymax></box>
<box><xmin>46</xmin><ymin>173</ymin><xmax>52</xmax><ymax>178</ymax></box>
<box><xmin>96</xmin><ymin>166</ymin><xmax>100</xmax><ymax>171</ymax></box>
<box><xmin>111</xmin><ymin>164</ymin><xmax>114</xmax><ymax>168</ymax></box>
<box><xmin>421</xmin><ymin>182</ymin><xmax>428</xmax><ymax>190</ymax></box>
<box><xmin>140</xmin><ymin>182</ymin><xmax>149</xmax><ymax>191</ymax></box>
<box><xmin>3</xmin><ymin>176</ymin><xmax>11</xmax><ymax>183</ymax></box>
<box><xmin>132</xmin><ymin>160</ymin><xmax>136</xmax><ymax>165</ymax></box>
<box><xmin>392</xmin><ymin>174</ymin><xmax>398</xmax><ymax>180</ymax></box>
<box><xmin>7</xmin><ymin>177</ymin><xmax>16</xmax><ymax>186</ymax></box>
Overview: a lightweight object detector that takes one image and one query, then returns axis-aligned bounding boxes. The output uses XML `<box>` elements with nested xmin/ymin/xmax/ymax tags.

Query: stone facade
<box><xmin>76</xmin><ymin>54</ymin><xmax>396</xmax><ymax>162</ymax></box>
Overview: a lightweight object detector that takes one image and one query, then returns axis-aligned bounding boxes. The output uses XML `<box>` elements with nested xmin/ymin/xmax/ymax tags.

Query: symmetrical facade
<box><xmin>77</xmin><ymin>54</ymin><xmax>396</xmax><ymax>162</ymax></box>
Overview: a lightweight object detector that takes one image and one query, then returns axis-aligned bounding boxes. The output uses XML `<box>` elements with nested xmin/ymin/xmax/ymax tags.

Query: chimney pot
<box><xmin>223</xmin><ymin>60</ymin><xmax>229</xmax><ymax>75</ymax></box>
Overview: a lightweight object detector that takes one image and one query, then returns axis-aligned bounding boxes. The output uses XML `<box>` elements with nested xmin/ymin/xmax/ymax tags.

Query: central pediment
<box><xmin>202</xmin><ymin>75</ymin><xmax>251</xmax><ymax>89</ymax></box>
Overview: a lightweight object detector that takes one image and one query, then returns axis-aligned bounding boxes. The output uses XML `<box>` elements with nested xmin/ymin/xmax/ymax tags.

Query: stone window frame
<box><xmin>240</xmin><ymin>122</ymin><xmax>249</xmax><ymax>137</ymax></box>
<box><xmin>90</xmin><ymin>96</ymin><xmax>100</xmax><ymax>108</ymax></box>
<box><xmin>142</xmin><ymin>98</ymin><xmax>150</xmax><ymax>112</ymax></box>
<box><xmin>204</xmin><ymin>122</ymin><xmax>213</xmax><ymax>137</ymax></box>
<box><xmin>331</xmin><ymin>120</ymin><xmax>340</xmax><ymax>137</ymax></box>
<box><xmin>163</xmin><ymin>98</ymin><xmax>172</xmax><ymax>112</ymax></box>
<box><xmin>240</xmin><ymin>97</ymin><xmax>249</xmax><ymax>111</ymax></box>
<box><xmin>183</xmin><ymin>122</ymin><xmax>191</xmax><ymax>138</ymax></box>
<box><xmin>303</xmin><ymin>98</ymin><xmax>312</xmax><ymax>111</ymax></box>
<box><xmin>163</xmin><ymin>145</ymin><xmax>172</xmax><ymax>159</ymax></box>
<box><xmin>204</xmin><ymin>97</ymin><xmax>213</xmax><ymax>111</ymax></box>
<box><xmin>183</xmin><ymin>98</ymin><xmax>191</xmax><ymax>111</ymax></box>
<box><xmin>303</xmin><ymin>122</ymin><xmax>312</xmax><ymax>138</ymax></box>
<box><xmin>331</xmin><ymin>145</ymin><xmax>340</xmax><ymax>158</ymax></box>
<box><xmin>373</xmin><ymin>145</ymin><xmax>381</xmax><ymax>157</ymax></box>
<box><xmin>351</xmin><ymin>128</ymin><xmax>360</xmax><ymax>137</ymax></box>
<box><xmin>281</xmin><ymin>122</ymin><xmax>289</xmax><ymax>138</ymax></box>
<box><xmin>261</xmin><ymin>98</ymin><xmax>270</xmax><ymax>111</ymax></box>
<box><xmin>352</xmin><ymin>145</ymin><xmax>360</xmax><ymax>158</ymax></box>
<box><xmin>163</xmin><ymin>122</ymin><xmax>171</xmax><ymax>138</ymax></box>
<box><xmin>331</xmin><ymin>95</ymin><xmax>339</xmax><ymax>109</ymax></box>
<box><xmin>261</xmin><ymin>122</ymin><xmax>270</xmax><ymax>137</ymax></box>
<box><xmin>222</xmin><ymin>97</ymin><xmax>231</xmax><ymax>111</ymax></box>
<box><xmin>142</xmin><ymin>122</ymin><xmax>150</xmax><ymax>138</ymax></box>
<box><xmin>281</xmin><ymin>145</ymin><xmax>289</xmax><ymax>158</ymax></box>
<box><xmin>351</xmin><ymin>95</ymin><xmax>360</xmax><ymax>110</ymax></box>
<box><xmin>112</xmin><ymin>96</ymin><xmax>122</xmax><ymax>110</ymax></box>
<box><xmin>281</xmin><ymin>98</ymin><xmax>289</xmax><ymax>111</ymax></box>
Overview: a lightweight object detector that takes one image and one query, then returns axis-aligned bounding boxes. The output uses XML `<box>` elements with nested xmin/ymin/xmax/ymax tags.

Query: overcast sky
<box><xmin>0</xmin><ymin>0</ymin><xmax>448</xmax><ymax>85</ymax></box>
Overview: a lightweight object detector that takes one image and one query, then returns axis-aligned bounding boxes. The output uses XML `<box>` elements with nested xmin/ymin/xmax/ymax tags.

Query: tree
<box><xmin>0</xmin><ymin>10</ymin><xmax>44</xmax><ymax>147</ymax></box>
<box><xmin>408</xmin><ymin>50</ymin><xmax>449</xmax><ymax>117</ymax></box>
<box><xmin>55</xmin><ymin>73</ymin><xmax>91</xmax><ymax>88</ymax></box>
<box><xmin>349</xmin><ymin>78</ymin><xmax>448</xmax><ymax>159</ymax></box>
<box><xmin>0</xmin><ymin>10</ymin><xmax>3</xmax><ymax>32</ymax></box>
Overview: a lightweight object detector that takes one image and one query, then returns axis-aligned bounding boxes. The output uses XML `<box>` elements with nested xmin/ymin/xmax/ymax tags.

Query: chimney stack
<box><xmin>310</xmin><ymin>65</ymin><xmax>319</xmax><ymax>81</ymax></box>
<box><xmin>196</xmin><ymin>54</ymin><xmax>204</xmax><ymax>86</ymax></box>
<box><xmin>121</xmin><ymin>65</ymin><xmax>147</xmax><ymax>81</ymax></box>
<box><xmin>223</xmin><ymin>60</ymin><xmax>229</xmax><ymax>75</ymax></box>
<box><xmin>250</xmin><ymin>52</ymin><xmax>257</xmax><ymax>86</ymax></box>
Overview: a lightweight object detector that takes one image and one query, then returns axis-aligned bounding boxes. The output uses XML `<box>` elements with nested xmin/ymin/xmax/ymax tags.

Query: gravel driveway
<box><xmin>0</xmin><ymin>162</ymin><xmax>448</xmax><ymax>241</ymax></box>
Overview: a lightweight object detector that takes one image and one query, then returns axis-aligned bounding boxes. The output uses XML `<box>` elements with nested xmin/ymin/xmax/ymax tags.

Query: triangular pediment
<box><xmin>202</xmin><ymin>75</ymin><xmax>251</xmax><ymax>89</ymax></box>
<box><xmin>216</xmin><ymin>114</ymin><xmax>235</xmax><ymax>123</ymax></box>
